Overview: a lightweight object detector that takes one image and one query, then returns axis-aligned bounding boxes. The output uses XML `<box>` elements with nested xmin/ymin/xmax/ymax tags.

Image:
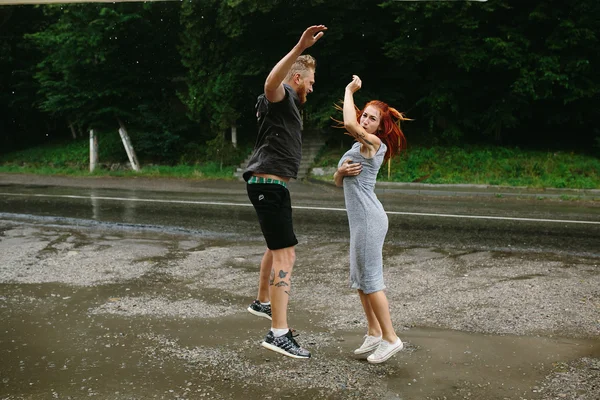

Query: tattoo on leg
<box><xmin>275</xmin><ymin>281</ymin><xmax>289</xmax><ymax>287</ymax></box>
<box><xmin>269</xmin><ymin>269</ymin><xmax>275</xmax><ymax>286</ymax></box>
<box><xmin>278</xmin><ymin>270</ymin><xmax>288</xmax><ymax>279</ymax></box>
<box><xmin>284</xmin><ymin>290</ymin><xmax>290</xmax><ymax>297</ymax></box>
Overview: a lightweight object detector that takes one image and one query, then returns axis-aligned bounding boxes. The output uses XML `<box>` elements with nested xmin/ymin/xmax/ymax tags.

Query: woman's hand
<box><xmin>345</xmin><ymin>75</ymin><xmax>362</xmax><ymax>94</ymax></box>
<box><xmin>337</xmin><ymin>158</ymin><xmax>362</xmax><ymax>177</ymax></box>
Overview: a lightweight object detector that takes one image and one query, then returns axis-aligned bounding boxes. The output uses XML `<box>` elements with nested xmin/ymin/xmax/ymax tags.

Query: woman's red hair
<box><xmin>333</xmin><ymin>100</ymin><xmax>409</xmax><ymax>162</ymax></box>
<box><xmin>360</xmin><ymin>100</ymin><xmax>408</xmax><ymax>163</ymax></box>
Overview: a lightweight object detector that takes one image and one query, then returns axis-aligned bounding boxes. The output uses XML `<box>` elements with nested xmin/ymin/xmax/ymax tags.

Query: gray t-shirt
<box><xmin>243</xmin><ymin>84</ymin><xmax>303</xmax><ymax>181</ymax></box>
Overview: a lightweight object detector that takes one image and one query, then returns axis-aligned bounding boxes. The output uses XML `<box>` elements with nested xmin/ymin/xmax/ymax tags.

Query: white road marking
<box><xmin>0</xmin><ymin>192</ymin><xmax>598</xmax><ymax>225</ymax></box>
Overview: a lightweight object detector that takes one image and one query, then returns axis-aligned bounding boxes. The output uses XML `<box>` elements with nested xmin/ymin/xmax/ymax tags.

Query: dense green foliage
<box><xmin>380</xmin><ymin>0</ymin><xmax>600</xmax><ymax>148</ymax></box>
<box><xmin>0</xmin><ymin>6</ymin><xmax>49</xmax><ymax>151</ymax></box>
<box><xmin>1</xmin><ymin>1</ymin><xmax>599</xmax><ymax>172</ymax></box>
<box><xmin>313</xmin><ymin>142</ymin><xmax>600</xmax><ymax>189</ymax></box>
<box><xmin>25</xmin><ymin>2</ymin><xmax>192</xmax><ymax>162</ymax></box>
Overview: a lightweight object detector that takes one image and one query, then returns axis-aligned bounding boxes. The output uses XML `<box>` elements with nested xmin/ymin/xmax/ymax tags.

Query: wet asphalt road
<box><xmin>0</xmin><ymin>175</ymin><xmax>599</xmax><ymax>400</ymax></box>
<box><xmin>0</xmin><ymin>178</ymin><xmax>598</xmax><ymax>256</ymax></box>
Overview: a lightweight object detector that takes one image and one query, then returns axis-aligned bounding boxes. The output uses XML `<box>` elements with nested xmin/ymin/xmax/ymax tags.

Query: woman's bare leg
<box><xmin>366</xmin><ymin>290</ymin><xmax>398</xmax><ymax>343</ymax></box>
<box><xmin>358</xmin><ymin>290</ymin><xmax>382</xmax><ymax>336</ymax></box>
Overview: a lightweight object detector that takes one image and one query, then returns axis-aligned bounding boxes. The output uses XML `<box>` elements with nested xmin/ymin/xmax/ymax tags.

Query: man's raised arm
<box><xmin>264</xmin><ymin>25</ymin><xmax>327</xmax><ymax>103</ymax></box>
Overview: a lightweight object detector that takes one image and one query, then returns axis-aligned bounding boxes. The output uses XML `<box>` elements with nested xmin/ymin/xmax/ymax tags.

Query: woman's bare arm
<box><xmin>343</xmin><ymin>75</ymin><xmax>380</xmax><ymax>150</ymax></box>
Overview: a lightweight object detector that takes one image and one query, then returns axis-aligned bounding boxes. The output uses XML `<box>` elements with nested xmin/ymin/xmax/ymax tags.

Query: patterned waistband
<box><xmin>247</xmin><ymin>176</ymin><xmax>288</xmax><ymax>188</ymax></box>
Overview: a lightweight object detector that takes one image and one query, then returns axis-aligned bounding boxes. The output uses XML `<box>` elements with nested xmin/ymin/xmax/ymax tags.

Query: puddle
<box><xmin>1</xmin><ymin>190</ymin><xmax>598</xmax><ymax>399</ymax></box>
<box><xmin>1</xmin><ymin>283</ymin><xmax>598</xmax><ymax>400</ymax></box>
<box><xmin>505</xmin><ymin>273</ymin><xmax>546</xmax><ymax>281</ymax></box>
<box><xmin>383</xmin><ymin>327</ymin><xmax>599</xmax><ymax>399</ymax></box>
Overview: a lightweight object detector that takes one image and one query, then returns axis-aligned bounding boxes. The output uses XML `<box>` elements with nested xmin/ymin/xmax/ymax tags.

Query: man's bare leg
<box><xmin>261</xmin><ymin>245</ymin><xmax>310</xmax><ymax>358</ymax></box>
<box><xmin>269</xmin><ymin>246</ymin><xmax>295</xmax><ymax>329</ymax></box>
<box><xmin>257</xmin><ymin>249</ymin><xmax>273</xmax><ymax>303</ymax></box>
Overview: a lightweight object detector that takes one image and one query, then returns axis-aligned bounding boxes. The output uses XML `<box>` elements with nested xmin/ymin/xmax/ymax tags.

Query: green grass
<box><xmin>2</xmin><ymin>139</ymin><xmax>599</xmax><ymax>188</ymax></box>
<box><xmin>1</xmin><ymin>140</ymin><xmax>90</xmax><ymax>168</ymax></box>
<box><xmin>313</xmin><ymin>145</ymin><xmax>600</xmax><ymax>189</ymax></box>
<box><xmin>0</xmin><ymin>136</ymin><xmax>239</xmax><ymax>180</ymax></box>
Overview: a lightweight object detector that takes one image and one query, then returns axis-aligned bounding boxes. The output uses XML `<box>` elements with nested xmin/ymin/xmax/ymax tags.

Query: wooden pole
<box><xmin>117</xmin><ymin>119</ymin><xmax>140</xmax><ymax>171</ymax></box>
<box><xmin>89</xmin><ymin>129</ymin><xmax>98</xmax><ymax>172</ymax></box>
<box><xmin>231</xmin><ymin>125</ymin><xmax>237</xmax><ymax>148</ymax></box>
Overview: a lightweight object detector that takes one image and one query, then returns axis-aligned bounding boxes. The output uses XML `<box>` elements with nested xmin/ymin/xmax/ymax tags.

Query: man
<box><xmin>243</xmin><ymin>25</ymin><xmax>327</xmax><ymax>359</ymax></box>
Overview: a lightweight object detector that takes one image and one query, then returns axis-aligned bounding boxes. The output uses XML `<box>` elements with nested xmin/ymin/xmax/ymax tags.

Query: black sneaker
<box><xmin>261</xmin><ymin>329</ymin><xmax>311</xmax><ymax>359</ymax></box>
<box><xmin>247</xmin><ymin>300</ymin><xmax>272</xmax><ymax>320</ymax></box>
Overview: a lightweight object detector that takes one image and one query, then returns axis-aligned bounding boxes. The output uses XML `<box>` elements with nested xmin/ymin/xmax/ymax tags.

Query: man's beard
<box><xmin>296</xmin><ymin>82</ymin><xmax>308</xmax><ymax>104</ymax></box>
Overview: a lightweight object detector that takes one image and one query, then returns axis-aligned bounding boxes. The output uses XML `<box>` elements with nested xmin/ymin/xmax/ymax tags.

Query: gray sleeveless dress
<box><xmin>337</xmin><ymin>141</ymin><xmax>389</xmax><ymax>294</ymax></box>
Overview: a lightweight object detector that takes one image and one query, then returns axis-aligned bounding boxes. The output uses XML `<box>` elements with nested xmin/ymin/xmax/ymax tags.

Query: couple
<box><xmin>242</xmin><ymin>25</ymin><xmax>408</xmax><ymax>364</ymax></box>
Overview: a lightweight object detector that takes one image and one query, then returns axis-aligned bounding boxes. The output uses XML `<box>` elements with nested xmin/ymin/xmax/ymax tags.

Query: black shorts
<box><xmin>247</xmin><ymin>183</ymin><xmax>298</xmax><ymax>250</ymax></box>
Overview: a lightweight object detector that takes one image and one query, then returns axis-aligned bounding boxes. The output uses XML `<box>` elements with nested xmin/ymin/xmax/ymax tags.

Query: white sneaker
<box><xmin>367</xmin><ymin>338</ymin><xmax>404</xmax><ymax>364</ymax></box>
<box><xmin>354</xmin><ymin>335</ymin><xmax>382</xmax><ymax>355</ymax></box>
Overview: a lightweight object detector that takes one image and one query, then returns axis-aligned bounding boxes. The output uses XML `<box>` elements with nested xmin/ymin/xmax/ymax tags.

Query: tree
<box><xmin>178</xmin><ymin>0</ymin><xmax>398</xmax><ymax>140</ymax></box>
<box><xmin>27</xmin><ymin>2</ymin><xmax>189</xmax><ymax>161</ymax></box>
<box><xmin>0</xmin><ymin>5</ymin><xmax>55</xmax><ymax>153</ymax></box>
<box><xmin>179</xmin><ymin>0</ymin><xmax>277</xmax><ymax>137</ymax></box>
<box><xmin>380</xmin><ymin>0</ymin><xmax>600</xmax><ymax>149</ymax></box>
<box><xmin>5</xmin><ymin>0</ymin><xmax>598</xmax><ymax>160</ymax></box>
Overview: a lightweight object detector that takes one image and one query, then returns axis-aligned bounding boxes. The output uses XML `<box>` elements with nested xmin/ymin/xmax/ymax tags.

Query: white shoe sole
<box><xmin>367</xmin><ymin>340</ymin><xmax>404</xmax><ymax>364</ymax></box>
<box><xmin>247</xmin><ymin>306</ymin><xmax>272</xmax><ymax>320</ymax></box>
<box><xmin>261</xmin><ymin>341</ymin><xmax>310</xmax><ymax>359</ymax></box>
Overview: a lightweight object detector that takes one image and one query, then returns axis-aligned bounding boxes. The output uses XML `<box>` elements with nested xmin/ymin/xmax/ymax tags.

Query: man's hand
<box><xmin>297</xmin><ymin>25</ymin><xmax>327</xmax><ymax>51</ymax></box>
<box><xmin>337</xmin><ymin>158</ymin><xmax>362</xmax><ymax>177</ymax></box>
<box><xmin>345</xmin><ymin>75</ymin><xmax>362</xmax><ymax>94</ymax></box>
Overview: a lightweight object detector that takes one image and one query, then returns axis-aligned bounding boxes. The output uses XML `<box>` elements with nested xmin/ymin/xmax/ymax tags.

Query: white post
<box><xmin>118</xmin><ymin>128</ymin><xmax>140</xmax><ymax>171</ymax></box>
<box><xmin>89</xmin><ymin>129</ymin><xmax>98</xmax><ymax>172</ymax></box>
<box><xmin>231</xmin><ymin>124</ymin><xmax>237</xmax><ymax>148</ymax></box>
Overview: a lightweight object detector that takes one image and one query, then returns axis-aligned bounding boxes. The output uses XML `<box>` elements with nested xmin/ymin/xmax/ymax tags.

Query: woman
<box><xmin>333</xmin><ymin>75</ymin><xmax>408</xmax><ymax>364</ymax></box>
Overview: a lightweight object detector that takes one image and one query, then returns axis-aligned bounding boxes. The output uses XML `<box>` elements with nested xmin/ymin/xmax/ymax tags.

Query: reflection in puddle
<box><xmin>90</xmin><ymin>187</ymin><xmax>138</xmax><ymax>223</ymax></box>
